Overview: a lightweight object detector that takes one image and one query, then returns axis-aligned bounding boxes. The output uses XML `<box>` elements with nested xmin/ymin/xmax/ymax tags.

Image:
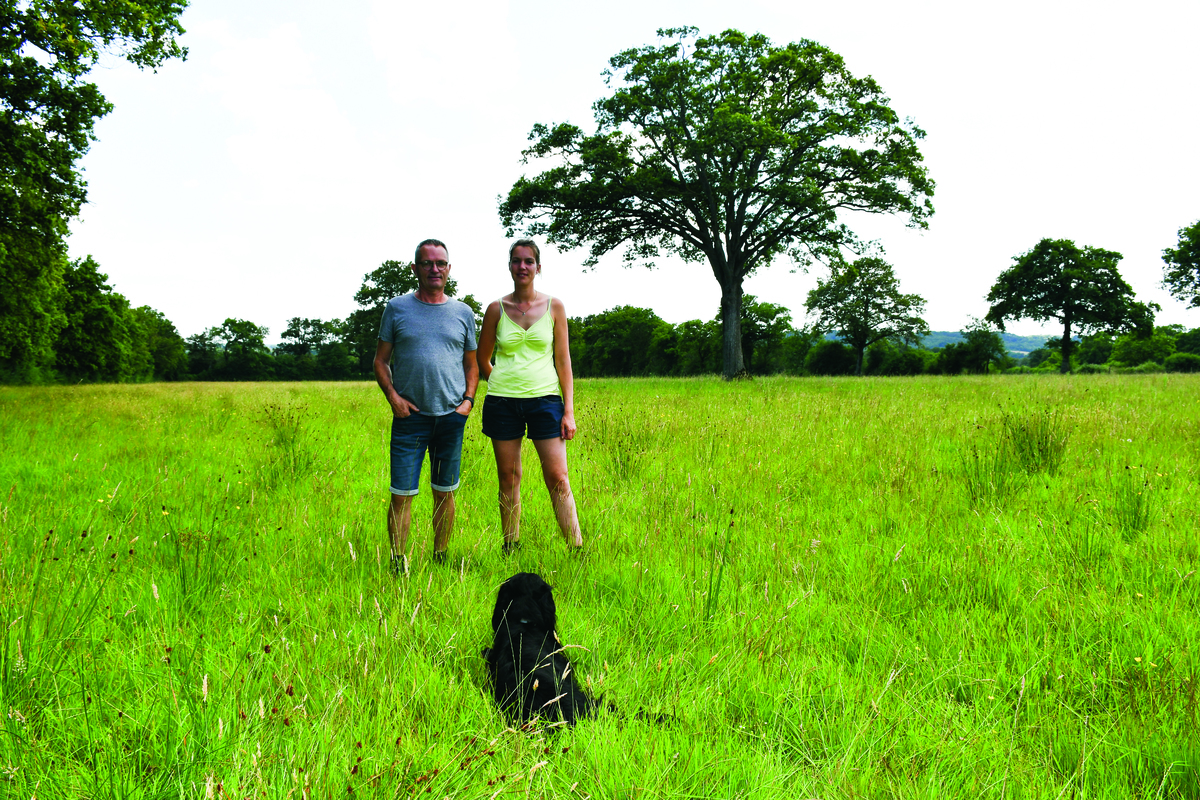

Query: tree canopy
<box><xmin>500</xmin><ymin>26</ymin><xmax>934</xmax><ymax>379</ymax></box>
<box><xmin>1</xmin><ymin>0</ymin><xmax>188</xmax><ymax>380</ymax></box>
<box><xmin>985</xmin><ymin>238</ymin><xmax>1156</xmax><ymax>374</ymax></box>
<box><xmin>1162</xmin><ymin>220</ymin><xmax>1200</xmax><ymax>308</ymax></box>
<box><xmin>804</xmin><ymin>256</ymin><xmax>928</xmax><ymax>375</ymax></box>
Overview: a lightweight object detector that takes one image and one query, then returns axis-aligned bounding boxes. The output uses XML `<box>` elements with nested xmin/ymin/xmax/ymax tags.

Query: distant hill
<box><xmin>922</xmin><ymin>331</ymin><xmax>1059</xmax><ymax>355</ymax></box>
<box><xmin>821</xmin><ymin>331</ymin><xmax>1060</xmax><ymax>355</ymax></box>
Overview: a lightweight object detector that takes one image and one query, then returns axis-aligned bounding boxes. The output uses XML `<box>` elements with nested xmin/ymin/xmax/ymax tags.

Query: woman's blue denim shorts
<box><xmin>389</xmin><ymin>410</ymin><xmax>468</xmax><ymax>496</ymax></box>
<box><xmin>481</xmin><ymin>394</ymin><xmax>563</xmax><ymax>441</ymax></box>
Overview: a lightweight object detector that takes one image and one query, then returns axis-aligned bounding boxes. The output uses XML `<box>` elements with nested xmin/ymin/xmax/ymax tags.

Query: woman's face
<box><xmin>509</xmin><ymin>246</ymin><xmax>540</xmax><ymax>283</ymax></box>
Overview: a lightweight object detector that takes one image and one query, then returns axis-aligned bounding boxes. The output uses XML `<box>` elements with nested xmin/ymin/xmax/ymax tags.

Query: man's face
<box><xmin>413</xmin><ymin>244</ymin><xmax>451</xmax><ymax>293</ymax></box>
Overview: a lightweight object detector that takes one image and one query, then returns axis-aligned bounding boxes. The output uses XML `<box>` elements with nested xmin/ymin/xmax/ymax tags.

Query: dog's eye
<box><xmin>519</xmin><ymin>619</ymin><xmax>530</xmax><ymax>624</ymax></box>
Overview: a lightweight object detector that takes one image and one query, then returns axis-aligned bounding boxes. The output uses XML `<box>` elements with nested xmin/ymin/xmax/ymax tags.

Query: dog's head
<box><xmin>491</xmin><ymin>572</ymin><xmax>557</xmax><ymax>634</ymax></box>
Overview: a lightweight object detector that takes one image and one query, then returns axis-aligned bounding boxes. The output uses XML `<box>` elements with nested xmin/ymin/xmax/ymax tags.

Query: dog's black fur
<box><xmin>482</xmin><ymin>572</ymin><xmax>597</xmax><ymax>725</ymax></box>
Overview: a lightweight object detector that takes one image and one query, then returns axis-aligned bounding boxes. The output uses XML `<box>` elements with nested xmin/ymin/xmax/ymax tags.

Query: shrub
<box><xmin>804</xmin><ymin>340</ymin><xmax>857</xmax><ymax>376</ymax></box>
<box><xmin>1164</xmin><ymin>352</ymin><xmax>1200</xmax><ymax>373</ymax></box>
<box><xmin>1111</xmin><ymin>330</ymin><xmax>1175</xmax><ymax>367</ymax></box>
<box><xmin>1075</xmin><ymin>363</ymin><xmax>1111</xmax><ymax>374</ymax></box>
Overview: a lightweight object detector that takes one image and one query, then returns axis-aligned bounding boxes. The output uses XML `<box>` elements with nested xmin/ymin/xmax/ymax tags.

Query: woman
<box><xmin>477</xmin><ymin>239</ymin><xmax>582</xmax><ymax>552</ymax></box>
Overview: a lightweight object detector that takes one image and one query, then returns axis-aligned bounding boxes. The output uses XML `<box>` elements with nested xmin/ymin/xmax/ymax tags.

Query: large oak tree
<box><xmin>986</xmin><ymin>239</ymin><xmax>1156</xmax><ymax>374</ymax></box>
<box><xmin>1</xmin><ymin>0</ymin><xmax>187</xmax><ymax>380</ymax></box>
<box><xmin>499</xmin><ymin>27</ymin><xmax>934</xmax><ymax>379</ymax></box>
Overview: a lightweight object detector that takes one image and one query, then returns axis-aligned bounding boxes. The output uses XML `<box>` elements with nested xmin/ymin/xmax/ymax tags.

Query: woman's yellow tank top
<box><xmin>486</xmin><ymin>298</ymin><xmax>561</xmax><ymax>398</ymax></box>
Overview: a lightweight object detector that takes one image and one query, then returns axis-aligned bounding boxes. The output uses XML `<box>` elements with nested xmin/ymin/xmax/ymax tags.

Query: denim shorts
<box><xmin>390</xmin><ymin>411</ymin><xmax>469</xmax><ymax>496</ymax></box>
<box><xmin>481</xmin><ymin>395</ymin><xmax>563</xmax><ymax>441</ymax></box>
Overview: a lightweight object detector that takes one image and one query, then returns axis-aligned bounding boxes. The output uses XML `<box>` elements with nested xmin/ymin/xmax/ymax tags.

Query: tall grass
<box><xmin>0</xmin><ymin>375</ymin><xmax>1198</xmax><ymax>798</ymax></box>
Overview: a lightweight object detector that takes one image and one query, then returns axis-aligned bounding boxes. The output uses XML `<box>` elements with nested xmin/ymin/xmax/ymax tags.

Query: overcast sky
<box><xmin>66</xmin><ymin>0</ymin><xmax>1200</xmax><ymax>342</ymax></box>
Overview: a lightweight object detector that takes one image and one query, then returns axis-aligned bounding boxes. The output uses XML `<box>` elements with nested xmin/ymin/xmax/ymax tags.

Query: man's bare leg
<box><xmin>431</xmin><ymin>489</ymin><xmax>455</xmax><ymax>559</ymax></box>
<box><xmin>493</xmin><ymin>438</ymin><xmax>523</xmax><ymax>546</ymax></box>
<box><xmin>533</xmin><ymin>437</ymin><xmax>582</xmax><ymax>548</ymax></box>
<box><xmin>388</xmin><ymin>493</ymin><xmax>415</xmax><ymax>573</ymax></box>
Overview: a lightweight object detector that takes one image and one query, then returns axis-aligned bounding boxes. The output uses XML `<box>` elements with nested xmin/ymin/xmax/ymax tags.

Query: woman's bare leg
<box><xmin>532</xmin><ymin>436</ymin><xmax>582</xmax><ymax>547</ymax></box>
<box><xmin>492</xmin><ymin>438</ymin><xmax>524</xmax><ymax>545</ymax></box>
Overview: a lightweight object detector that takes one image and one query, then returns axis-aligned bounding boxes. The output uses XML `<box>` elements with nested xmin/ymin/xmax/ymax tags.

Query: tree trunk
<box><xmin>855</xmin><ymin>346</ymin><xmax>865</xmax><ymax>377</ymax></box>
<box><xmin>1060</xmin><ymin>317</ymin><xmax>1072</xmax><ymax>374</ymax></box>
<box><xmin>719</xmin><ymin>277</ymin><xmax>746</xmax><ymax>380</ymax></box>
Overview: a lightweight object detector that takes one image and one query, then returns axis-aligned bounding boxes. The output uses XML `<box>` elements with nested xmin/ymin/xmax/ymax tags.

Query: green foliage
<box><xmin>1175</xmin><ymin>327</ymin><xmax>1200</xmax><ymax>355</ymax></box>
<box><xmin>804</xmin><ymin>339</ymin><xmax>857</xmax><ymax>375</ymax></box>
<box><xmin>1111</xmin><ymin>327</ymin><xmax>1176</xmax><ymax>367</ymax></box>
<box><xmin>500</xmin><ymin>27</ymin><xmax>934</xmax><ymax>378</ymax></box>
<box><xmin>1076</xmin><ymin>332</ymin><xmax>1113</xmax><ymax>365</ymax></box>
<box><xmin>277</xmin><ymin>317</ymin><xmax>334</xmax><ymax>357</ymax></box>
<box><xmin>571</xmin><ymin>306</ymin><xmax>674</xmax><ymax>377</ymax></box>
<box><xmin>1</xmin><ymin>376</ymin><xmax>1199</xmax><ymax>797</ymax></box>
<box><xmin>986</xmin><ymin>238</ymin><xmax>1158</xmax><ymax>374</ymax></box>
<box><xmin>1164</xmin><ymin>352</ymin><xmax>1200</xmax><ymax>373</ymax></box>
<box><xmin>805</xmin><ymin>257</ymin><xmax>929</xmax><ymax>375</ymax></box>
<box><xmin>935</xmin><ymin>319</ymin><xmax>1010</xmax><ymax>374</ymax></box>
<box><xmin>52</xmin><ymin>256</ymin><xmax>156</xmax><ymax>383</ymax></box>
<box><xmin>0</xmin><ymin>0</ymin><xmax>188</xmax><ymax>380</ymax></box>
<box><xmin>1162</xmin><ymin>219</ymin><xmax>1200</xmax><ymax>308</ymax></box>
<box><xmin>739</xmin><ymin>295</ymin><xmax>793</xmax><ymax>374</ymax></box>
<box><xmin>133</xmin><ymin>306</ymin><xmax>188</xmax><ymax>380</ymax></box>
<box><xmin>672</xmin><ymin>319</ymin><xmax>721</xmax><ymax>376</ymax></box>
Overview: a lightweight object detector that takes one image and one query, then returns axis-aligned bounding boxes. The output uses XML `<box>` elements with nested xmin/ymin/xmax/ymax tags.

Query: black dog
<box><xmin>482</xmin><ymin>572</ymin><xmax>597</xmax><ymax>726</ymax></box>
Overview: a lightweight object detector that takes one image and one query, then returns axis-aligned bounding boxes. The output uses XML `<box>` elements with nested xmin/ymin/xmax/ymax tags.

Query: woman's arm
<box><xmin>477</xmin><ymin>301</ymin><xmax>502</xmax><ymax>381</ymax></box>
<box><xmin>551</xmin><ymin>297</ymin><xmax>576</xmax><ymax>440</ymax></box>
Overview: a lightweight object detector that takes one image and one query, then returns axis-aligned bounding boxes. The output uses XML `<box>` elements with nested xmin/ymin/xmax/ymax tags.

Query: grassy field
<box><xmin>1</xmin><ymin>375</ymin><xmax>1197</xmax><ymax>799</ymax></box>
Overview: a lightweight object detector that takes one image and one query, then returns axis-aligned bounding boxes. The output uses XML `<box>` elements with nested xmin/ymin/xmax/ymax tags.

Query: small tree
<box><xmin>277</xmin><ymin>318</ymin><xmax>334</xmax><ymax>357</ymax></box>
<box><xmin>805</xmin><ymin>256</ymin><xmax>928</xmax><ymax>376</ymax></box>
<box><xmin>986</xmin><ymin>238</ymin><xmax>1157</xmax><ymax>374</ymax></box>
<box><xmin>500</xmin><ymin>27</ymin><xmax>934</xmax><ymax>379</ymax></box>
<box><xmin>1162</xmin><ymin>220</ymin><xmax>1200</xmax><ymax>308</ymax></box>
<box><xmin>950</xmin><ymin>319</ymin><xmax>1010</xmax><ymax>374</ymax></box>
<box><xmin>214</xmin><ymin>318</ymin><xmax>272</xmax><ymax>380</ymax></box>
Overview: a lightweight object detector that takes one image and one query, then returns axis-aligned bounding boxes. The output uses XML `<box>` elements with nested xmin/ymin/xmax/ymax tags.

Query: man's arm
<box><xmin>456</xmin><ymin>348</ymin><xmax>479</xmax><ymax>416</ymax></box>
<box><xmin>374</xmin><ymin>339</ymin><xmax>418</xmax><ymax>417</ymax></box>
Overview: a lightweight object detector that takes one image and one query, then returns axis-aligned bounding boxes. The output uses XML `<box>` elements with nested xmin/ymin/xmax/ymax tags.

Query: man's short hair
<box><xmin>509</xmin><ymin>238</ymin><xmax>541</xmax><ymax>264</ymax></box>
<box><xmin>415</xmin><ymin>238</ymin><xmax>449</xmax><ymax>264</ymax></box>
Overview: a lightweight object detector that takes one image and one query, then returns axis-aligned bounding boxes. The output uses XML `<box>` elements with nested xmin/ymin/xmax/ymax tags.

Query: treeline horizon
<box><xmin>8</xmin><ymin>256</ymin><xmax>1199</xmax><ymax>386</ymax></box>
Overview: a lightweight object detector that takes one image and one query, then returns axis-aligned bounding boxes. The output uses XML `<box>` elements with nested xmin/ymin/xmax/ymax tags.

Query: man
<box><xmin>374</xmin><ymin>238</ymin><xmax>479</xmax><ymax>573</ymax></box>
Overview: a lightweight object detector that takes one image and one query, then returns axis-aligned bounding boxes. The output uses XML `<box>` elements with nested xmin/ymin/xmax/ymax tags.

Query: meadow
<box><xmin>0</xmin><ymin>375</ymin><xmax>1197</xmax><ymax>799</ymax></box>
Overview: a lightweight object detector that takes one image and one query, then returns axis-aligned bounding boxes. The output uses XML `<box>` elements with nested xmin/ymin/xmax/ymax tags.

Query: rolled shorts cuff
<box><xmin>430</xmin><ymin>480</ymin><xmax>461</xmax><ymax>493</ymax></box>
<box><xmin>389</xmin><ymin>486</ymin><xmax>420</xmax><ymax>497</ymax></box>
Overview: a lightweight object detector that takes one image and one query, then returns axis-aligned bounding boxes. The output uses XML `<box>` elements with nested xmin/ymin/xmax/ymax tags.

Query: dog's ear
<box><xmin>492</xmin><ymin>575</ymin><xmax>520</xmax><ymax>632</ymax></box>
<box><xmin>534</xmin><ymin>580</ymin><xmax>556</xmax><ymax>631</ymax></box>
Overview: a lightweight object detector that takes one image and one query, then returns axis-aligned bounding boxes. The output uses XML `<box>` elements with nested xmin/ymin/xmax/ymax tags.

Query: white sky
<box><xmin>67</xmin><ymin>0</ymin><xmax>1200</xmax><ymax>343</ymax></box>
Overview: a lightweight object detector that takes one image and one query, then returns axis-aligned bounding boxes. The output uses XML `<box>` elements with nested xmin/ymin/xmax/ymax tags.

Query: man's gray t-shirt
<box><xmin>379</xmin><ymin>294</ymin><xmax>478</xmax><ymax>416</ymax></box>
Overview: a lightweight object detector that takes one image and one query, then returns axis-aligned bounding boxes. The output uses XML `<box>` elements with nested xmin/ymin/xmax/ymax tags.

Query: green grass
<box><xmin>1</xmin><ymin>375</ymin><xmax>1198</xmax><ymax>798</ymax></box>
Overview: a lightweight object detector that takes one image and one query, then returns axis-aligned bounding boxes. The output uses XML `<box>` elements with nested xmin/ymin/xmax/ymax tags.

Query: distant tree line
<box><xmin>6</xmin><ymin>241</ymin><xmax>1199</xmax><ymax>383</ymax></box>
